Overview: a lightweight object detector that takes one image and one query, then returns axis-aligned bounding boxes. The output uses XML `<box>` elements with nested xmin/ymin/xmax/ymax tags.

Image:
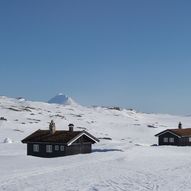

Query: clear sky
<box><xmin>0</xmin><ymin>0</ymin><xmax>191</xmax><ymax>115</ymax></box>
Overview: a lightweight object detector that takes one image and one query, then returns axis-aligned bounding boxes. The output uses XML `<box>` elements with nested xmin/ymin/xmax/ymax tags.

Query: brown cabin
<box><xmin>22</xmin><ymin>121</ymin><xmax>99</xmax><ymax>158</ymax></box>
<box><xmin>155</xmin><ymin>123</ymin><xmax>191</xmax><ymax>146</ymax></box>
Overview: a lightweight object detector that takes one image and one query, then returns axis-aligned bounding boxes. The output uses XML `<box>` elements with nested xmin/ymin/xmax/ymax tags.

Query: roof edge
<box><xmin>67</xmin><ymin>131</ymin><xmax>99</xmax><ymax>146</ymax></box>
<box><xmin>155</xmin><ymin>130</ymin><xmax>181</xmax><ymax>138</ymax></box>
<box><xmin>21</xmin><ymin>129</ymin><xmax>41</xmax><ymax>143</ymax></box>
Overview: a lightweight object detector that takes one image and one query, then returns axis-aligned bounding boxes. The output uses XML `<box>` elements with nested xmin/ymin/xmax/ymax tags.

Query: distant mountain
<box><xmin>16</xmin><ymin>97</ymin><xmax>26</xmax><ymax>102</ymax></box>
<box><xmin>48</xmin><ymin>93</ymin><xmax>78</xmax><ymax>105</ymax></box>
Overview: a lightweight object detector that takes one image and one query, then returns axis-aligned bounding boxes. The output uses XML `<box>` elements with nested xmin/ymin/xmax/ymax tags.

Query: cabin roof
<box><xmin>21</xmin><ymin>129</ymin><xmax>99</xmax><ymax>145</ymax></box>
<box><xmin>155</xmin><ymin>128</ymin><xmax>191</xmax><ymax>137</ymax></box>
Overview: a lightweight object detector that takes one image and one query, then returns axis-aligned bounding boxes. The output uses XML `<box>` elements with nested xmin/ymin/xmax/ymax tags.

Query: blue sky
<box><xmin>0</xmin><ymin>0</ymin><xmax>191</xmax><ymax>114</ymax></box>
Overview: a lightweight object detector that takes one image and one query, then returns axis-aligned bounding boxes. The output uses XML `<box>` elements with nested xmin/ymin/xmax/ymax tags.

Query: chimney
<box><xmin>49</xmin><ymin>120</ymin><xmax>56</xmax><ymax>134</ymax></box>
<box><xmin>178</xmin><ymin>122</ymin><xmax>182</xmax><ymax>129</ymax></box>
<box><xmin>68</xmin><ymin>123</ymin><xmax>74</xmax><ymax>132</ymax></box>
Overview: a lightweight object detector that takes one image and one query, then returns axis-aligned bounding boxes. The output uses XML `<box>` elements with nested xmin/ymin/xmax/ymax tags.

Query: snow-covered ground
<box><xmin>0</xmin><ymin>96</ymin><xmax>191</xmax><ymax>191</ymax></box>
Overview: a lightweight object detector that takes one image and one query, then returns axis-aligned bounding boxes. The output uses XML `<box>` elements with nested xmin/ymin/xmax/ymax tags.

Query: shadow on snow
<box><xmin>92</xmin><ymin>149</ymin><xmax>123</xmax><ymax>153</ymax></box>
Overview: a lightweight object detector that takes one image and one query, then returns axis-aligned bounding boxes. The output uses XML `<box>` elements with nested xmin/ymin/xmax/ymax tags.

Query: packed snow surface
<box><xmin>0</xmin><ymin>96</ymin><xmax>191</xmax><ymax>191</ymax></box>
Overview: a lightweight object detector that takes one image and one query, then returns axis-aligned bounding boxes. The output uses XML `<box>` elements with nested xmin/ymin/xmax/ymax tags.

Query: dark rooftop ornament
<box><xmin>178</xmin><ymin>122</ymin><xmax>182</xmax><ymax>129</ymax></box>
<box><xmin>68</xmin><ymin>123</ymin><xmax>74</xmax><ymax>132</ymax></box>
<box><xmin>49</xmin><ymin>120</ymin><xmax>56</xmax><ymax>134</ymax></box>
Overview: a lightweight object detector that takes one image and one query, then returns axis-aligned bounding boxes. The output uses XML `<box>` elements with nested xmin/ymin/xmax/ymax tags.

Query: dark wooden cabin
<box><xmin>22</xmin><ymin>121</ymin><xmax>99</xmax><ymax>158</ymax></box>
<box><xmin>155</xmin><ymin>123</ymin><xmax>191</xmax><ymax>146</ymax></box>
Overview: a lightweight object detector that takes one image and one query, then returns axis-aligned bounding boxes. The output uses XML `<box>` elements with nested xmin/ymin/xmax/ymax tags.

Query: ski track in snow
<box><xmin>1</xmin><ymin>147</ymin><xmax>191</xmax><ymax>191</ymax></box>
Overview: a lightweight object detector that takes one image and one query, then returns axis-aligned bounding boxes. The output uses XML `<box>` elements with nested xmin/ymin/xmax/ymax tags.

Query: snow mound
<box><xmin>48</xmin><ymin>93</ymin><xmax>78</xmax><ymax>105</ymax></box>
<box><xmin>3</xmin><ymin>138</ymin><xmax>13</xmax><ymax>144</ymax></box>
<box><xmin>16</xmin><ymin>97</ymin><xmax>26</xmax><ymax>102</ymax></box>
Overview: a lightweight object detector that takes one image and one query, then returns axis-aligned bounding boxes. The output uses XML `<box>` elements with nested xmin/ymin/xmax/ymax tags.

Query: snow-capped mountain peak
<box><xmin>48</xmin><ymin>93</ymin><xmax>77</xmax><ymax>105</ymax></box>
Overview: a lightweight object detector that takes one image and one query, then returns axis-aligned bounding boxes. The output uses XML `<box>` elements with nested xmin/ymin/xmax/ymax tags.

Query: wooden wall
<box><xmin>158</xmin><ymin>132</ymin><xmax>191</xmax><ymax>146</ymax></box>
<box><xmin>27</xmin><ymin>142</ymin><xmax>92</xmax><ymax>158</ymax></box>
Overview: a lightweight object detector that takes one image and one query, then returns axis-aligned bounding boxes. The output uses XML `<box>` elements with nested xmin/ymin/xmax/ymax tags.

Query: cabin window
<box><xmin>189</xmin><ymin>137</ymin><xmax>191</xmax><ymax>142</ymax></box>
<box><xmin>60</xmin><ymin>146</ymin><xmax>65</xmax><ymax>151</ymax></box>
<box><xmin>46</xmin><ymin>145</ymin><xmax>52</xmax><ymax>153</ymax></box>
<box><xmin>55</xmin><ymin>145</ymin><xmax>59</xmax><ymax>151</ymax></box>
<box><xmin>169</xmin><ymin>138</ymin><xmax>174</xmax><ymax>143</ymax></box>
<box><xmin>163</xmin><ymin>137</ymin><xmax>168</xmax><ymax>143</ymax></box>
<box><xmin>33</xmin><ymin>144</ymin><xmax>39</xmax><ymax>152</ymax></box>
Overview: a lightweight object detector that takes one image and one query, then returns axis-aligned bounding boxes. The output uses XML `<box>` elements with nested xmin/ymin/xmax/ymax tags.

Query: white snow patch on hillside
<box><xmin>3</xmin><ymin>137</ymin><xmax>12</xmax><ymax>144</ymax></box>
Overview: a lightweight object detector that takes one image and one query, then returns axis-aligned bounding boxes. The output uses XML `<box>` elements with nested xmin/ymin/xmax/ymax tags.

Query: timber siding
<box><xmin>27</xmin><ymin>142</ymin><xmax>92</xmax><ymax>158</ymax></box>
<box><xmin>158</xmin><ymin>132</ymin><xmax>179</xmax><ymax>146</ymax></box>
<box><xmin>27</xmin><ymin>143</ymin><xmax>67</xmax><ymax>158</ymax></box>
<box><xmin>155</xmin><ymin>128</ymin><xmax>191</xmax><ymax>146</ymax></box>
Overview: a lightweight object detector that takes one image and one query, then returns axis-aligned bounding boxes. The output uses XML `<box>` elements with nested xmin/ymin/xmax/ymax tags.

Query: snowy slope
<box><xmin>48</xmin><ymin>93</ymin><xmax>78</xmax><ymax>105</ymax></box>
<box><xmin>0</xmin><ymin>96</ymin><xmax>191</xmax><ymax>191</ymax></box>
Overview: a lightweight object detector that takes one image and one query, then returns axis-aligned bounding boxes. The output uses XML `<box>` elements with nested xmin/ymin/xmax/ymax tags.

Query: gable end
<box><xmin>67</xmin><ymin>131</ymin><xmax>99</xmax><ymax>146</ymax></box>
<box><xmin>155</xmin><ymin>130</ymin><xmax>181</xmax><ymax>138</ymax></box>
